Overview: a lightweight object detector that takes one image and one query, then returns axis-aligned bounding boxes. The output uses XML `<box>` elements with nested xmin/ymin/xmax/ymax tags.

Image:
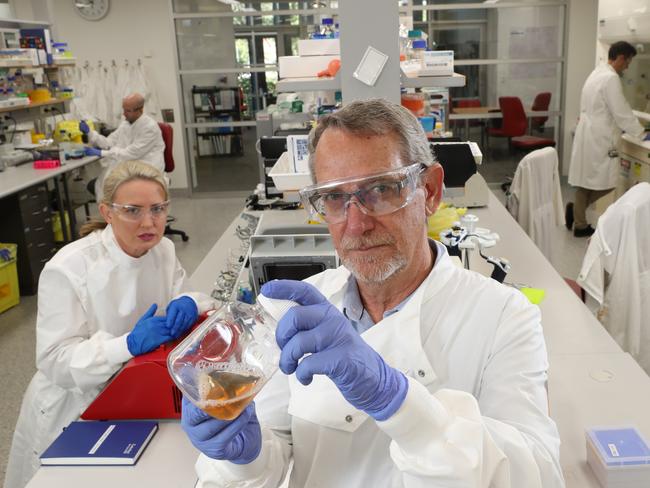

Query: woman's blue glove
<box><xmin>181</xmin><ymin>397</ymin><xmax>262</xmax><ymax>464</ymax></box>
<box><xmin>84</xmin><ymin>146</ymin><xmax>102</xmax><ymax>157</ymax></box>
<box><xmin>166</xmin><ymin>296</ymin><xmax>199</xmax><ymax>338</ymax></box>
<box><xmin>261</xmin><ymin>280</ymin><xmax>409</xmax><ymax>421</ymax></box>
<box><xmin>79</xmin><ymin>120</ymin><xmax>90</xmax><ymax>134</ymax></box>
<box><xmin>126</xmin><ymin>304</ymin><xmax>174</xmax><ymax>356</ymax></box>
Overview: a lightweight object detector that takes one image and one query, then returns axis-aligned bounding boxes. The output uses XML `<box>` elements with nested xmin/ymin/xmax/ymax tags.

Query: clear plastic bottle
<box><xmin>167</xmin><ymin>295</ymin><xmax>298</xmax><ymax>420</ymax></box>
<box><xmin>411</xmin><ymin>39</ymin><xmax>427</xmax><ymax>64</ymax></box>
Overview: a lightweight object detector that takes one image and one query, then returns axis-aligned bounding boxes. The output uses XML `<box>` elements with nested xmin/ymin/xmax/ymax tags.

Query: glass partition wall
<box><xmin>404</xmin><ymin>0</ymin><xmax>567</xmax><ymax>182</ymax></box>
<box><xmin>171</xmin><ymin>1</ymin><xmax>338</xmax><ymax>194</ymax></box>
<box><xmin>171</xmin><ymin>0</ymin><xmax>566</xmax><ymax>193</ymax></box>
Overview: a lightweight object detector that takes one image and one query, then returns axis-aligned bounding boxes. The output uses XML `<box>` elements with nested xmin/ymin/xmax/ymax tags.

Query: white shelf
<box><xmin>276</xmin><ymin>74</ymin><xmax>340</xmax><ymax>92</ymax></box>
<box><xmin>401</xmin><ymin>72</ymin><xmax>466</xmax><ymax>88</ymax></box>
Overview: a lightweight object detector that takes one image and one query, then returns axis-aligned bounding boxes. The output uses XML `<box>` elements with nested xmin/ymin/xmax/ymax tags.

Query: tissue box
<box><xmin>278</xmin><ymin>55</ymin><xmax>338</xmax><ymax>78</ymax></box>
<box><xmin>298</xmin><ymin>39</ymin><xmax>340</xmax><ymax>56</ymax></box>
<box><xmin>586</xmin><ymin>427</ymin><xmax>650</xmax><ymax>488</ymax></box>
<box><xmin>420</xmin><ymin>50</ymin><xmax>454</xmax><ymax>77</ymax></box>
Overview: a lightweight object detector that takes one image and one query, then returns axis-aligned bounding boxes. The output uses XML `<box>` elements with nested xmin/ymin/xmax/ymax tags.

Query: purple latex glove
<box><xmin>166</xmin><ymin>296</ymin><xmax>198</xmax><ymax>338</ymax></box>
<box><xmin>261</xmin><ymin>280</ymin><xmax>408</xmax><ymax>421</ymax></box>
<box><xmin>79</xmin><ymin>120</ymin><xmax>90</xmax><ymax>134</ymax></box>
<box><xmin>181</xmin><ymin>398</ymin><xmax>262</xmax><ymax>464</ymax></box>
<box><xmin>126</xmin><ymin>304</ymin><xmax>174</xmax><ymax>356</ymax></box>
<box><xmin>84</xmin><ymin>146</ymin><xmax>102</xmax><ymax>157</ymax></box>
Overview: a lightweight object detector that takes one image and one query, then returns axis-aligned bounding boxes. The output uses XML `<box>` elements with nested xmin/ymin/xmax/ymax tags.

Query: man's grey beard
<box><xmin>339</xmin><ymin>234</ymin><xmax>407</xmax><ymax>283</ymax></box>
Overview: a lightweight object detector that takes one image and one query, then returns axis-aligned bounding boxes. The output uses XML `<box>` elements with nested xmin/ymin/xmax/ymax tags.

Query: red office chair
<box><xmin>530</xmin><ymin>92</ymin><xmax>551</xmax><ymax>133</ymax></box>
<box><xmin>158</xmin><ymin>122</ymin><xmax>189</xmax><ymax>242</ymax></box>
<box><xmin>488</xmin><ymin>96</ymin><xmax>555</xmax><ymax>152</ymax></box>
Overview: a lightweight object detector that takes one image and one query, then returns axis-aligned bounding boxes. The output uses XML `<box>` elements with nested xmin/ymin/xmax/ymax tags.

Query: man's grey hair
<box><xmin>307</xmin><ymin>98</ymin><xmax>437</xmax><ymax>179</ymax></box>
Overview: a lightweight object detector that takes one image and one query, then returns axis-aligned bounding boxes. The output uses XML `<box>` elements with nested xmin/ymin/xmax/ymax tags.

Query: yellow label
<box><xmin>634</xmin><ymin>162</ymin><xmax>642</xmax><ymax>178</ymax></box>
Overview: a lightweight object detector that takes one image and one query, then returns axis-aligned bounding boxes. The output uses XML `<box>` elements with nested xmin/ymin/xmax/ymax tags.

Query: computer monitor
<box><xmin>431</xmin><ymin>143</ymin><xmax>477</xmax><ymax>188</ymax></box>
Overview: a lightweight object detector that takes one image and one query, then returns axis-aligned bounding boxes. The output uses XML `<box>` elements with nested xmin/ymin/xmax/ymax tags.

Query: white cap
<box><xmin>256</xmin><ymin>294</ymin><xmax>299</xmax><ymax>323</ymax></box>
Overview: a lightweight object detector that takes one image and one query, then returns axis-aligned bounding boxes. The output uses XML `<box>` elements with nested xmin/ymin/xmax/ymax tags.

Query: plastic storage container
<box><xmin>167</xmin><ymin>296</ymin><xmax>297</xmax><ymax>420</ymax></box>
<box><xmin>586</xmin><ymin>426</ymin><xmax>650</xmax><ymax>488</ymax></box>
<box><xmin>0</xmin><ymin>243</ymin><xmax>19</xmax><ymax>314</ymax></box>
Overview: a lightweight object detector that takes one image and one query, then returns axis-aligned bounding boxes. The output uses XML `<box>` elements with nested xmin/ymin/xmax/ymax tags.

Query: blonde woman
<box><xmin>5</xmin><ymin>160</ymin><xmax>213</xmax><ymax>488</ymax></box>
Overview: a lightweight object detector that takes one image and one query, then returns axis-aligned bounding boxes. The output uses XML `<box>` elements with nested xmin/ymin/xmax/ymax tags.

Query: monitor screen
<box><xmin>431</xmin><ymin>143</ymin><xmax>477</xmax><ymax>188</ymax></box>
<box><xmin>263</xmin><ymin>262</ymin><xmax>326</xmax><ymax>282</ymax></box>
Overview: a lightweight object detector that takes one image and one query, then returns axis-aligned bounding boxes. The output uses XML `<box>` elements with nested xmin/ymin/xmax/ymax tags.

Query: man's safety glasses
<box><xmin>299</xmin><ymin>163</ymin><xmax>426</xmax><ymax>224</ymax></box>
<box><xmin>110</xmin><ymin>200</ymin><xmax>170</xmax><ymax>222</ymax></box>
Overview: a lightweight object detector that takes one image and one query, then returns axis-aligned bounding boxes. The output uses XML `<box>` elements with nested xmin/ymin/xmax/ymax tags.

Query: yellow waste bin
<box><xmin>0</xmin><ymin>243</ymin><xmax>20</xmax><ymax>314</ymax></box>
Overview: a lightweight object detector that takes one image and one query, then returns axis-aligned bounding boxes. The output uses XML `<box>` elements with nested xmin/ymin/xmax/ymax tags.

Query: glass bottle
<box><xmin>167</xmin><ymin>295</ymin><xmax>297</xmax><ymax>420</ymax></box>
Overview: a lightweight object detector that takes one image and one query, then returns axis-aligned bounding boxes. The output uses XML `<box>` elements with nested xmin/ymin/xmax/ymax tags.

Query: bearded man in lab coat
<box><xmin>568</xmin><ymin>41</ymin><xmax>646</xmax><ymax>237</ymax></box>
<box><xmin>180</xmin><ymin>99</ymin><xmax>564</xmax><ymax>488</ymax></box>
<box><xmin>80</xmin><ymin>92</ymin><xmax>165</xmax><ymax>199</ymax></box>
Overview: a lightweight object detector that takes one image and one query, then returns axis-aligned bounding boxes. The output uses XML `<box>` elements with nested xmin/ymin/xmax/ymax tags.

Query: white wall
<box><xmin>599</xmin><ymin>0</ymin><xmax>650</xmax><ymax>18</ymax></box>
<box><xmin>12</xmin><ymin>0</ymin><xmax>190</xmax><ymax>190</ymax></box>
<box><xmin>562</xmin><ymin>0</ymin><xmax>599</xmax><ymax>176</ymax></box>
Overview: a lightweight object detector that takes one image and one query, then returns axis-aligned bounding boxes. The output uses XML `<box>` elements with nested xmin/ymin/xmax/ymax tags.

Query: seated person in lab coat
<box><xmin>80</xmin><ymin>92</ymin><xmax>165</xmax><ymax>200</ymax></box>
<box><xmin>4</xmin><ymin>161</ymin><xmax>214</xmax><ymax>488</ymax></box>
<box><xmin>181</xmin><ymin>99</ymin><xmax>564</xmax><ymax>488</ymax></box>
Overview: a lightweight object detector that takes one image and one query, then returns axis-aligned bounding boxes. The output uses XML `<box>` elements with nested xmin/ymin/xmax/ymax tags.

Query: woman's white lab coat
<box><xmin>194</xmin><ymin>246</ymin><xmax>564</xmax><ymax>487</ymax></box>
<box><xmin>4</xmin><ymin>225</ymin><xmax>213</xmax><ymax>488</ymax></box>
<box><xmin>568</xmin><ymin>63</ymin><xmax>644</xmax><ymax>190</ymax></box>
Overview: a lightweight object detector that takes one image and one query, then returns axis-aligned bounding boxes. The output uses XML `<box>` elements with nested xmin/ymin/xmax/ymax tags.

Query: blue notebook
<box><xmin>40</xmin><ymin>420</ymin><xmax>158</xmax><ymax>466</ymax></box>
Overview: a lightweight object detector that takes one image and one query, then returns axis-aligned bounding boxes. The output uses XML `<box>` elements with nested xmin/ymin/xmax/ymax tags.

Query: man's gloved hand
<box><xmin>166</xmin><ymin>296</ymin><xmax>199</xmax><ymax>338</ymax></box>
<box><xmin>84</xmin><ymin>146</ymin><xmax>102</xmax><ymax>157</ymax></box>
<box><xmin>126</xmin><ymin>304</ymin><xmax>174</xmax><ymax>356</ymax></box>
<box><xmin>261</xmin><ymin>280</ymin><xmax>409</xmax><ymax>421</ymax></box>
<box><xmin>181</xmin><ymin>397</ymin><xmax>262</xmax><ymax>464</ymax></box>
<box><xmin>643</xmin><ymin>132</ymin><xmax>650</xmax><ymax>141</ymax></box>
<box><xmin>79</xmin><ymin>120</ymin><xmax>90</xmax><ymax>134</ymax></box>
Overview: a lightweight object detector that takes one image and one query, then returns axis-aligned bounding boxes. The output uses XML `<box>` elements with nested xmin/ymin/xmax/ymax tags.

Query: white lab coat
<box><xmin>89</xmin><ymin>114</ymin><xmax>165</xmax><ymax>199</ymax></box>
<box><xmin>577</xmin><ymin>182</ymin><xmax>650</xmax><ymax>373</ymax></box>
<box><xmin>195</xmin><ymin>246</ymin><xmax>564</xmax><ymax>487</ymax></box>
<box><xmin>568</xmin><ymin>63</ymin><xmax>644</xmax><ymax>190</ymax></box>
<box><xmin>507</xmin><ymin>147</ymin><xmax>564</xmax><ymax>262</ymax></box>
<box><xmin>4</xmin><ymin>225</ymin><xmax>214</xmax><ymax>488</ymax></box>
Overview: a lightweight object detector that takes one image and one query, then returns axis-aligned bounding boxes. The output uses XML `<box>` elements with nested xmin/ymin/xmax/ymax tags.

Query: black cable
<box><xmin>48</xmin><ymin>106</ymin><xmax>64</xmax><ymax>123</ymax></box>
<box><xmin>4</xmin><ymin>115</ymin><xmax>17</xmax><ymax>142</ymax></box>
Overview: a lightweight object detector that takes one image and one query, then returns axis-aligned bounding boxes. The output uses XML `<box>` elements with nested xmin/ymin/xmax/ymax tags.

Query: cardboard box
<box><xmin>279</xmin><ymin>55</ymin><xmax>339</xmax><ymax>78</ymax></box>
<box><xmin>286</xmin><ymin>134</ymin><xmax>310</xmax><ymax>173</ymax></box>
<box><xmin>298</xmin><ymin>39</ymin><xmax>340</xmax><ymax>56</ymax></box>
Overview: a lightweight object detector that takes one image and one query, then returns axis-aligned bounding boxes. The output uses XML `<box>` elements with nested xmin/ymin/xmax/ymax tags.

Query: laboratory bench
<box><xmin>26</xmin><ymin>185</ymin><xmax>649</xmax><ymax>488</ymax></box>
<box><xmin>0</xmin><ymin>156</ymin><xmax>99</xmax><ymax>294</ymax></box>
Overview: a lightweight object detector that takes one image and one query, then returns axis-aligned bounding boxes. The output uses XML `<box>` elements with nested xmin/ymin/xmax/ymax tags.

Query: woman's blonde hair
<box><xmin>79</xmin><ymin>160</ymin><xmax>169</xmax><ymax>237</ymax></box>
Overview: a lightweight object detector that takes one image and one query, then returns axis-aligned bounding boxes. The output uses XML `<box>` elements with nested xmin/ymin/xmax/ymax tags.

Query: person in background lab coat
<box><xmin>4</xmin><ymin>161</ymin><xmax>213</xmax><ymax>488</ymax></box>
<box><xmin>568</xmin><ymin>41</ymin><xmax>647</xmax><ymax>237</ymax></box>
<box><xmin>80</xmin><ymin>92</ymin><xmax>165</xmax><ymax>200</ymax></box>
<box><xmin>181</xmin><ymin>99</ymin><xmax>564</xmax><ymax>487</ymax></box>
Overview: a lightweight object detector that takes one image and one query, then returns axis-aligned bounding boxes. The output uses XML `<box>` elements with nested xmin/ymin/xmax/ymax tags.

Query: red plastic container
<box><xmin>33</xmin><ymin>159</ymin><xmax>60</xmax><ymax>169</ymax></box>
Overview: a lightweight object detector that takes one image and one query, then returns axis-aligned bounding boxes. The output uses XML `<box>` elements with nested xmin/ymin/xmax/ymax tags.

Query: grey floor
<box><xmin>194</xmin><ymin>128</ymin><xmax>260</xmax><ymax>193</ymax></box>
<box><xmin>0</xmin><ymin>138</ymin><xmax>590</xmax><ymax>483</ymax></box>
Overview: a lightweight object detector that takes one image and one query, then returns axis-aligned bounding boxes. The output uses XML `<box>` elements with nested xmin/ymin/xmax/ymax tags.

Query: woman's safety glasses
<box><xmin>299</xmin><ymin>163</ymin><xmax>426</xmax><ymax>224</ymax></box>
<box><xmin>110</xmin><ymin>200</ymin><xmax>170</xmax><ymax>222</ymax></box>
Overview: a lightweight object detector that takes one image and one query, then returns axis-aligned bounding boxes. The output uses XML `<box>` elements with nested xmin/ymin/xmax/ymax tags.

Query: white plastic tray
<box><xmin>268</xmin><ymin>151</ymin><xmax>312</xmax><ymax>192</ymax></box>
